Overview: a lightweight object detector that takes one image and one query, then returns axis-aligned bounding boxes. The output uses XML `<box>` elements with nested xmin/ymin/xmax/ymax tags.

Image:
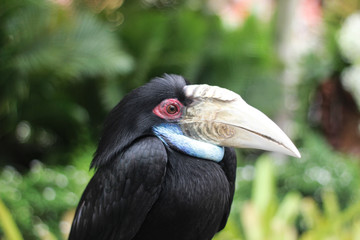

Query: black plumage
<box><xmin>69</xmin><ymin>75</ymin><xmax>237</xmax><ymax>240</ymax></box>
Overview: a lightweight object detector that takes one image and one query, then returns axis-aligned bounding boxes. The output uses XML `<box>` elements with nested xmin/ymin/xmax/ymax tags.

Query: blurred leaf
<box><xmin>301</xmin><ymin>197</ymin><xmax>322</xmax><ymax>230</ymax></box>
<box><xmin>241</xmin><ymin>202</ymin><xmax>263</xmax><ymax>240</ymax></box>
<box><xmin>274</xmin><ymin>192</ymin><xmax>301</xmax><ymax>226</ymax></box>
<box><xmin>0</xmin><ymin>198</ymin><xmax>23</xmax><ymax>240</ymax></box>
<box><xmin>252</xmin><ymin>156</ymin><xmax>276</xmax><ymax>218</ymax></box>
<box><xmin>271</xmin><ymin>192</ymin><xmax>301</xmax><ymax>240</ymax></box>
<box><xmin>322</xmin><ymin>189</ymin><xmax>340</xmax><ymax>219</ymax></box>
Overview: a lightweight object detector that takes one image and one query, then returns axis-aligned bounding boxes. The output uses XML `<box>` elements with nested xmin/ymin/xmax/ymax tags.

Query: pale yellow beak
<box><xmin>180</xmin><ymin>84</ymin><xmax>301</xmax><ymax>158</ymax></box>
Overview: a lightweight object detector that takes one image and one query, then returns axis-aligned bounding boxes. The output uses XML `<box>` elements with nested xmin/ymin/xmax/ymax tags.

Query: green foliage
<box><xmin>276</xmin><ymin>130</ymin><xmax>360</xmax><ymax>207</ymax></box>
<box><xmin>233</xmin><ymin>129</ymin><xmax>360</xmax><ymax>219</ymax></box>
<box><xmin>0</xmin><ymin>146</ymin><xmax>94</xmax><ymax>239</ymax></box>
<box><xmin>300</xmin><ymin>190</ymin><xmax>360</xmax><ymax>240</ymax></box>
<box><xmin>242</xmin><ymin>158</ymin><xmax>301</xmax><ymax>240</ymax></box>
<box><xmin>215</xmin><ymin>156</ymin><xmax>301</xmax><ymax>240</ymax></box>
<box><xmin>215</xmin><ymin>155</ymin><xmax>360</xmax><ymax>240</ymax></box>
<box><xmin>0</xmin><ymin>0</ymin><xmax>133</xmax><ymax>167</ymax></box>
<box><xmin>198</xmin><ymin>15</ymin><xmax>283</xmax><ymax>116</ymax></box>
<box><xmin>2</xmin><ymin>0</ymin><xmax>133</xmax><ymax>78</ymax></box>
<box><xmin>119</xmin><ymin>4</ymin><xmax>283</xmax><ymax>116</ymax></box>
<box><xmin>231</xmin><ymin>129</ymin><xmax>360</xmax><ymax>238</ymax></box>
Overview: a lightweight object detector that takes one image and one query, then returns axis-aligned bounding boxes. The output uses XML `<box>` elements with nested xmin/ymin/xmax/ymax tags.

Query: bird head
<box><xmin>91</xmin><ymin>74</ymin><xmax>300</xmax><ymax>168</ymax></box>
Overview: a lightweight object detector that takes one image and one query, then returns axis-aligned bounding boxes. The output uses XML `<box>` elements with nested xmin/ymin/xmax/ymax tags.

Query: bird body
<box><xmin>69</xmin><ymin>74</ymin><xmax>300</xmax><ymax>240</ymax></box>
<box><xmin>133</xmin><ymin>145</ymin><xmax>236</xmax><ymax>240</ymax></box>
<box><xmin>70</xmin><ymin>136</ymin><xmax>235</xmax><ymax>240</ymax></box>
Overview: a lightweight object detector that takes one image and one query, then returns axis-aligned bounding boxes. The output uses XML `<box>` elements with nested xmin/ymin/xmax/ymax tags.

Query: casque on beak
<box><xmin>180</xmin><ymin>84</ymin><xmax>301</xmax><ymax>158</ymax></box>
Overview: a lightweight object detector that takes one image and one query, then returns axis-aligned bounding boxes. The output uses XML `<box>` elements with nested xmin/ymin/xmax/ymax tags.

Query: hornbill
<box><xmin>69</xmin><ymin>74</ymin><xmax>300</xmax><ymax>240</ymax></box>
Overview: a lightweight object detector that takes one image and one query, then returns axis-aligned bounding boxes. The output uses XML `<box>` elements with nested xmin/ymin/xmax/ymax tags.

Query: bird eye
<box><xmin>166</xmin><ymin>104</ymin><xmax>178</xmax><ymax>114</ymax></box>
<box><xmin>153</xmin><ymin>98</ymin><xmax>183</xmax><ymax>120</ymax></box>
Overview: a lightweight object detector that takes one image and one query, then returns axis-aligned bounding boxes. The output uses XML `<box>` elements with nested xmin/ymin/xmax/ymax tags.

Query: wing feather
<box><xmin>69</xmin><ymin>137</ymin><xmax>167</xmax><ymax>240</ymax></box>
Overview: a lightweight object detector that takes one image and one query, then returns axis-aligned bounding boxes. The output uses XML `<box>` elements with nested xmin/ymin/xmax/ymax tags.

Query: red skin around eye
<box><xmin>152</xmin><ymin>98</ymin><xmax>183</xmax><ymax>120</ymax></box>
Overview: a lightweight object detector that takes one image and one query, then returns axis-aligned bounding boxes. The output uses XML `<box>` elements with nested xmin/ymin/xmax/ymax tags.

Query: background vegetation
<box><xmin>1</xmin><ymin>0</ymin><xmax>360</xmax><ymax>239</ymax></box>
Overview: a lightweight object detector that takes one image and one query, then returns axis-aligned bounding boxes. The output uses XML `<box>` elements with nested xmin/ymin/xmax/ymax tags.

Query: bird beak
<box><xmin>180</xmin><ymin>84</ymin><xmax>301</xmax><ymax>158</ymax></box>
